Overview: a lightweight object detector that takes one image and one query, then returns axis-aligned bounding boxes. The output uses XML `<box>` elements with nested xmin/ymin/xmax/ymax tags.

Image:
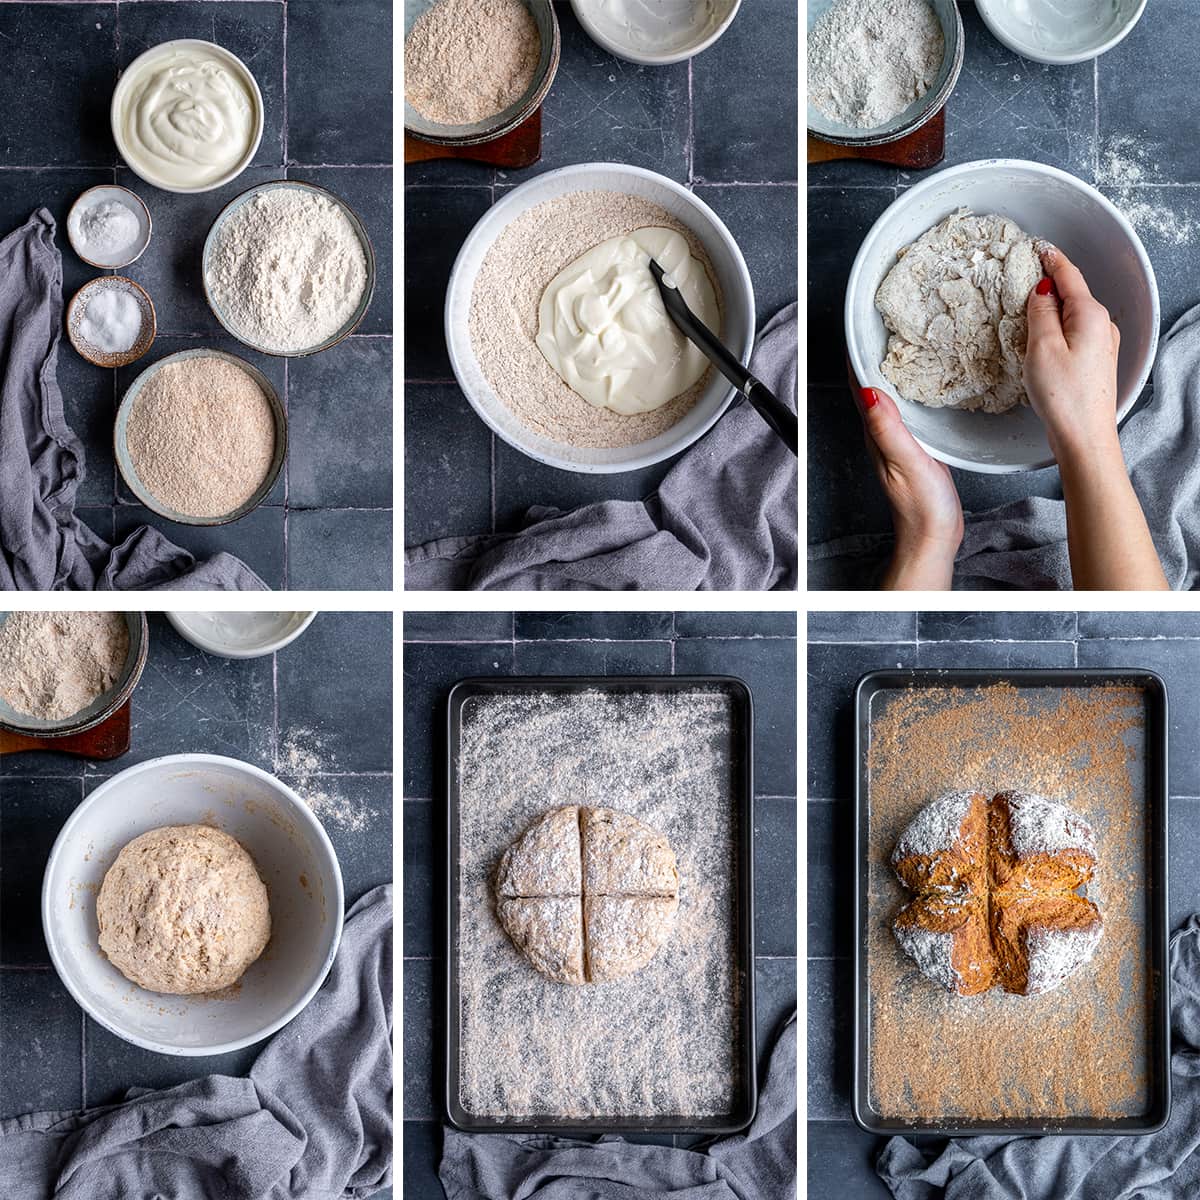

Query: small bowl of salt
<box><xmin>66</xmin><ymin>185</ymin><xmax>152</xmax><ymax>270</ymax></box>
<box><xmin>67</xmin><ymin>277</ymin><xmax>157</xmax><ymax>369</ymax></box>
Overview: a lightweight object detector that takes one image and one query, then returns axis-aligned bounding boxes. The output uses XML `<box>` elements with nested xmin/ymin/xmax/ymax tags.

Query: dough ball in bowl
<box><xmin>845</xmin><ymin>160</ymin><xmax>1159</xmax><ymax>473</ymax></box>
<box><xmin>97</xmin><ymin>824</ymin><xmax>270</xmax><ymax>995</ymax></box>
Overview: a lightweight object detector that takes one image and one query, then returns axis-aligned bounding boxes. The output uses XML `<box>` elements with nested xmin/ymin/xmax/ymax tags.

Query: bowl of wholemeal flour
<box><xmin>446</xmin><ymin>163</ymin><xmax>755</xmax><ymax>472</ymax></box>
<box><xmin>42</xmin><ymin>754</ymin><xmax>344</xmax><ymax>1055</ymax></box>
<box><xmin>115</xmin><ymin>350</ymin><xmax>287</xmax><ymax>524</ymax></box>
<box><xmin>0</xmin><ymin>612</ymin><xmax>148</xmax><ymax>736</ymax></box>
<box><xmin>202</xmin><ymin>181</ymin><xmax>375</xmax><ymax>357</ymax></box>
<box><xmin>807</xmin><ymin>0</ymin><xmax>963</xmax><ymax>146</ymax></box>
<box><xmin>404</xmin><ymin>0</ymin><xmax>560</xmax><ymax>145</ymax></box>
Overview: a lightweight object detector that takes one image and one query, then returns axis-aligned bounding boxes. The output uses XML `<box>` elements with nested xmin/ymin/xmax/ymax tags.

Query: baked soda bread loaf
<box><xmin>495</xmin><ymin>806</ymin><xmax>679</xmax><ymax>984</ymax></box>
<box><xmin>891</xmin><ymin>790</ymin><xmax>1102</xmax><ymax>997</ymax></box>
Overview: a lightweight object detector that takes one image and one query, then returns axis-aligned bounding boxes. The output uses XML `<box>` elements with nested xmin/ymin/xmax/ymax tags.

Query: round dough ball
<box><xmin>97</xmin><ymin>824</ymin><xmax>270</xmax><ymax>995</ymax></box>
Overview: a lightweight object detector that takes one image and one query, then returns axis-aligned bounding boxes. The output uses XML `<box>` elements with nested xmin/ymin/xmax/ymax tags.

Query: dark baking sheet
<box><xmin>445</xmin><ymin>675</ymin><xmax>757</xmax><ymax>1135</ymax></box>
<box><xmin>853</xmin><ymin>669</ymin><xmax>1171</xmax><ymax>1137</ymax></box>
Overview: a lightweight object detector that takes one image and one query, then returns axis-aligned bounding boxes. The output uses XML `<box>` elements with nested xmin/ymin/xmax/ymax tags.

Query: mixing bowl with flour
<box><xmin>42</xmin><ymin>755</ymin><xmax>344</xmax><ymax>1055</ymax></box>
<box><xmin>845</xmin><ymin>160</ymin><xmax>1159</xmax><ymax>473</ymax></box>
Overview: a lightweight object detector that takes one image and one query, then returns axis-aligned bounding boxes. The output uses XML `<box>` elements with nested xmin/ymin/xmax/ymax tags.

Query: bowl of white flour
<box><xmin>807</xmin><ymin>0</ymin><xmax>963</xmax><ymax>146</ymax></box>
<box><xmin>43</xmin><ymin>754</ymin><xmax>345</xmax><ymax>1055</ymax></box>
<box><xmin>0</xmin><ymin>612</ymin><xmax>148</xmax><ymax>736</ymax></box>
<box><xmin>845</xmin><ymin>159</ymin><xmax>1160</xmax><ymax>473</ymax></box>
<box><xmin>445</xmin><ymin>162</ymin><xmax>755</xmax><ymax>473</ymax></box>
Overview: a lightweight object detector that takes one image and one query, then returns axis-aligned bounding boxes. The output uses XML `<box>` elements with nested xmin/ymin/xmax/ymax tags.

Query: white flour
<box><xmin>808</xmin><ymin>0</ymin><xmax>944</xmax><ymax>129</ymax></box>
<box><xmin>207</xmin><ymin>190</ymin><xmax>368</xmax><ymax>354</ymax></box>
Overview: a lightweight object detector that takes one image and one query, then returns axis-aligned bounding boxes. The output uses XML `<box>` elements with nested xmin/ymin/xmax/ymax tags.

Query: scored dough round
<box><xmin>96</xmin><ymin>824</ymin><xmax>271</xmax><ymax>995</ymax></box>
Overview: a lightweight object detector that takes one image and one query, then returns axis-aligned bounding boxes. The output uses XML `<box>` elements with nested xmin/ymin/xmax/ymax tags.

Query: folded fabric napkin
<box><xmin>0</xmin><ymin>209</ymin><xmax>266</xmax><ymax>590</ymax></box>
<box><xmin>439</xmin><ymin>1012</ymin><xmax>796</xmax><ymax>1200</ymax></box>
<box><xmin>405</xmin><ymin>304</ymin><xmax>798</xmax><ymax>591</ymax></box>
<box><xmin>808</xmin><ymin>303</ymin><xmax>1200</xmax><ymax>590</ymax></box>
<box><xmin>0</xmin><ymin>885</ymin><xmax>393</xmax><ymax>1199</ymax></box>
<box><xmin>877</xmin><ymin>916</ymin><xmax>1200</xmax><ymax>1199</ymax></box>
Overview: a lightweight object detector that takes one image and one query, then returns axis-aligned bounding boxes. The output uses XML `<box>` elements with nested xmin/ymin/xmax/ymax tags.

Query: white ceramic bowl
<box><xmin>66</xmin><ymin>185</ymin><xmax>152</xmax><ymax>269</ymax></box>
<box><xmin>42</xmin><ymin>755</ymin><xmax>344</xmax><ymax>1056</ymax></box>
<box><xmin>111</xmin><ymin>40</ymin><xmax>264</xmax><ymax>195</ymax></box>
<box><xmin>166</xmin><ymin>611</ymin><xmax>317</xmax><ymax>659</ymax></box>
<box><xmin>977</xmin><ymin>0</ymin><xmax>1147</xmax><ymax>65</ymax></box>
<box><xmin>570</xmin><ymin>0</ymin><xmax>740</xmax><ymax>65</ymax></box>
<box><xmin>845</xmin><ymin>160</ymin><xmax>1159</xmax><ymax>473</ymax></box>
<box><xmin>445</xmin><ymin>162</ymin><xmax>755</xmax><ymax>473</ymax></box>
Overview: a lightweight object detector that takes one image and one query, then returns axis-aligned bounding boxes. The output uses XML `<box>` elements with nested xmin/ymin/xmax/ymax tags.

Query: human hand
<box><xmin>1023</xmin><ymin>246</ymin><xmax>1122</xmax><ymax>463</ymax></box>
<box><xmin>856</xmin><ymin>384</ymin><xmax>963</xmax><ymax>590</ymax></box>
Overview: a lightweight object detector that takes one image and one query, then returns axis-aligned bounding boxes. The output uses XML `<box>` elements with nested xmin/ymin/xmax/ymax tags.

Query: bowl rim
<box><xmin>976</xmin><ymin>0</ymin><xmax>1148</xmax><ymax>65</ymax></box>
<box><xmin>165</xmin><ymin>611</ymin><xmax>318</xmax><ymax>659</ymax></box>
<box><xmin>41</xmin><ymin>752</ymin><xmax>346</xmax><ymax>1057</ymax></box>
<box><xmin>0</xmin><ymin>612</ymin><xmax>149</xmax><ymax>737</ymax></box>
<box><xmin>844</xmin><ymin>158</ymin><xmax>1161</xmax><ymax>474</ymax></box>
<box><xmin>404</xmin><ymin>0</ymin><xmax>561</xmax><ymax>145</ymax></box>
<box><xmin>443</xmin><ymin>160</ymin><xmax>756</xmax><ymax>474</ymax></box>
<box><xmin>114</xmin><ymin>347</ymin><xmax>289</xmax><ymax>525</ymax></box>
<box><xmin>568</xmin><ymin>0</ymin><xmax>742</xmax><ymax>66</ymax></box>
<box><xmin>66</xmin><ymin>275</ymin><xmax>158</xmax><ymax>369</ymax></box>
<box><xmin>66</xmin><ymin>184</ymin><xmax>153</xmax><ymax>270</ymax></box>
<box><xmin>110</xmin><ymin>38</ymin><xmax>265</xmax><ymax>195</ymax></box>
<box><xmin>201</xmin><ymin>178</ymin><xmax>377</xmax><ymax>358</ymax></box>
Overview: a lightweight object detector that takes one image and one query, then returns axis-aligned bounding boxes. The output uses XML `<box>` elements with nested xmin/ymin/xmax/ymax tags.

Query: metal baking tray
<box><xmin>853</xmin><ymin>668</ymin><xmax>1170</xmax><ymax>1137</ymax></box>
<box><xmin>445</xmin><ymin>675</ymin><xmax>757</xmax><ymax>1135</ymax></box>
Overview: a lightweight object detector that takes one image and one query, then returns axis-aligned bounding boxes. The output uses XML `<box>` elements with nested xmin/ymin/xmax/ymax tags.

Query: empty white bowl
<box><xmin>977</xmin><ymin>0</ymin><xmax>1147</xmax><ymax>65</ymax></box>
<box><xmin>845</xmin><ymin>159</ymin><xmax>1159</xmax><ymax>473</ymax></box>
<box><xmin>445</xmin><ymin>162</ymin><xmax>755</xmax><ymax>473</ymax></box>
<box><xmin>570</xmin><ymin>0</ymin><xmax>741</xmax><ymax>65</ymax></box>
<box><xmin>42</xmin><ymin>754</ymin><xmax>344</xmax><ymax>1056</ymax></box>
<box><xmin>166</xmin><ymin>612</ymin><xmax>317</xmax><ymax>659</ymax></box>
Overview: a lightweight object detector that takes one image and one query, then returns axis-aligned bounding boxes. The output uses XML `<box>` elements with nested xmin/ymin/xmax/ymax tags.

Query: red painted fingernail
<box><xmin>1035</xmin><ymin>277</ymin><xmax>1057</xmax><ymax>297</ymax></box>
<box><xmin>860</xmin><ymin>387</ymin><xmax>880</xmax><ymax>409</ymax></box>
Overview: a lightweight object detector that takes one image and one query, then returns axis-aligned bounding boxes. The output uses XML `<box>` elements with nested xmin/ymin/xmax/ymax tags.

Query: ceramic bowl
<box><xmin>977</xmin><ymin>0</ymin><xmax>1147</xmax><ymax>65</ymax></box>
<box><xmin>66</xmin><ymin>185</ymin><xmax>152</xmax><ymax>270</ymax></box>
<box><xmin>569</xmin><ymin>0</ymin><xmax>741</xmax><ymax>65</ymax></box>
<box><xmin>403</xmin><ymin>0</ymin><xmax>560</xmax><ymax>145</ymax></box>
<box><xmin>445</xmin><ymin>162</ymin><xmax>755</xmax><ymax>473</ymax></box>
<box><xmin>0</xmin><ymin>612</ymin><xmax>148</xmax><ymax>736</ymax></box>
<box><xmin>845</xmin><ymin>159</ymin><xmax>1159</xmax><ymax>473</ymax></box>
<box><xmin>111</xmin><ymin>40</ymin><xmax>264</xmax><ymax>195</ymax></box>
<box><xmin>166</xmin><ymin>612</ymin><xmax>318</xmax><ymax>659</ymax></box>
<box><xmin>67</xmin><ymin>276</ymin><xmax>157</xmax><ymax>368</ymax></box>
<box><xmin>114</xmin><ymin>349</ymin><xmax>287</xmax><ymax>526</ymax></box>
<box><xmin>807</xmin><ymin>0</ymin><xmax>963</xmax><ymax>146</ymax></box>
<box><xmin>42</xmin><ymin>754</ymin><xmax>345</xmax><ymax>1056</ymax></box>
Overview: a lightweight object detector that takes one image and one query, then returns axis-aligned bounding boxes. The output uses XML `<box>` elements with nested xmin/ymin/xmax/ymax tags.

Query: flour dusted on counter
<box><xmin>207</xmin><ymin>189</ymin><xmax>368</xmax><ymax>353</ymax></box>
<box><xmin>808</xmin><ymin>0</ymin><xmax>944</xmax><ymax>129</ymax></box>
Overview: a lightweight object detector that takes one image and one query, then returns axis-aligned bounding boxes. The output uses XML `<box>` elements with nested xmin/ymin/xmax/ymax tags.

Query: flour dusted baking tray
<box><xmin>854</xmin><ymin>669</ymin><xmax>1170</xmax><ymax>1137</ymax></box>
<box><xmin>446</xmin><ymin>676</ymin><xmax>756</xmax><ymax>1134</ymax></box>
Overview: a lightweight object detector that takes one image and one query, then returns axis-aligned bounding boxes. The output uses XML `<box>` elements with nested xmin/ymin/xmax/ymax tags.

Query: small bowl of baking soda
<box><xmin>66</xmin><ymin>186</ymin><xmax>152</xmax><ymax>270</ymax></box>
<box><xmin>67</xmin><ymin>276</ymin><xmax>157</xmax><ymax>369</ymax></box>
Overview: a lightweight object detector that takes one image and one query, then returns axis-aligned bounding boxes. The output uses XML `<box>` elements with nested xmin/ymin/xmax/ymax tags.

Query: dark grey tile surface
<box><xmin>286</xmin><ymin>0</ymin><xmax>392</xmax><ymax>166</ymax></box>
<box><xmin>806</xmin><ymin>956</ymin><xmax>851</xmax><ymax>1120</ymax></box>
<box><xmin>1</xmin><ymin>611</ymin><xmax>393</xmax><ymax>1126</ymax></box>
<box><xmin>917</xmin><ymin>612</ymin><xmax>1077</xmax><ymax>642</ymax></box>
<box><xmin>288</xmin><ymin>337</ymin><xmax>393</xmax><ymax>509</ymax></box>
<box><xmin>914</xmin><ymin>639</ymin><xmax>1076</xmax><ymax>670</ymax></box>
<box><xmin>807</xmin><ymin>1122</ymin><xmax>891</xmax><ymax>1198</ymax></box>
<box><xmin>287</xmin><ymin>508</ymin><xmax>394</xmax><ymax>591</ymax></box>
<box><xmin>807</xmin><ymin>612</ymin><xmax>915</xmax><ymax>643</ymax></box>
<box><xmin>1</xmin><ymin>0</ymin><xmax>392</xmax><ymax>591</ymax></box>
<box><xmin>806</xmin><ymin>801</ymin><xmax>852</xmax><ymax>961</ymax></box>
<box><xmin>402</xmin><ymin>613</ymin><xmax>796</xmax><ymax>1187</ymax></box>
<box><xmin>404</xmin><ymin>6</ymin><xmax>797</xmax><ymax>571</ymax></box>
<box><xmin>1078</xmin><ymin>612</ymin><xmax>1200</xmax><ymax>640</ymax></box>
<box><xmin>808</xmin><ymin>2</ymin><xmax>1199</xmax><ymax>583</ymax></box>
<box><xmin>1170</xmin><ymin>799</ymin><xmax>1200</xmax><ymax>925</ymax></box>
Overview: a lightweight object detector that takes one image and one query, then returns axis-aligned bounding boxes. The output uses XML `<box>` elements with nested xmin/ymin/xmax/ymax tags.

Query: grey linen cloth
<box><xmin>405</xmin><ymin>304</ymin><xmax>798</xmax><ymax>591</ymax></box>
<box><xmin>876</xmin><ymin>916</ymin><xmax>1200</xmax><ymax>1199</ymax></box>
<box><xmin>0</xmin><ymin>209</ymin><xmax>266</xmax><ymax>590</ymax></box>
<box><xmin>0</xmin><ymin>885</ymin><xmax>393</xmax><ymax>1199</ymax></box>
<box><xmin>439</xmin><ymin>1012</ymin><xmax>796</xmax><ymax>1200</ymax></box>
<box><xmin>809</xmin><ymin>303</ymin><xmax>1200</xmax><ymax>590</ymax></box>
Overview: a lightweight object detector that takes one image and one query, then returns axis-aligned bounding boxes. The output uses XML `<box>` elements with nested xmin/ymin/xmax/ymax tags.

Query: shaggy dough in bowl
<box><xmin>875</xmin><ymin>208</ymin><xmax>1045</xmax><ymax>414</ymax></box>
<box><xmin>97</xmin><ymin>824</ymin><xmax>270</xmax><ymax>995</ymax></box>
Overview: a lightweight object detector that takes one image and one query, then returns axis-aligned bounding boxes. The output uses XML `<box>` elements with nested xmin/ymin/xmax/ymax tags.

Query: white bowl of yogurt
<box><xmin>165</xmin><ymin>611</ymin><xmax>317</xmax><ymax>659</ymax></box>
<box><xmin>977</xmin><ymin>0</ymin><xmax>1147</xmax><ymax>66</ymax></box>
<box><xmin>570</xmin><ymin>0</ymin><xmax>741</xmax><ymax>65</ymax></box>
<box><xmin>111</xmin><ymin>39</ymin><xmax>263</xmax><ymax>195</ymax></box>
